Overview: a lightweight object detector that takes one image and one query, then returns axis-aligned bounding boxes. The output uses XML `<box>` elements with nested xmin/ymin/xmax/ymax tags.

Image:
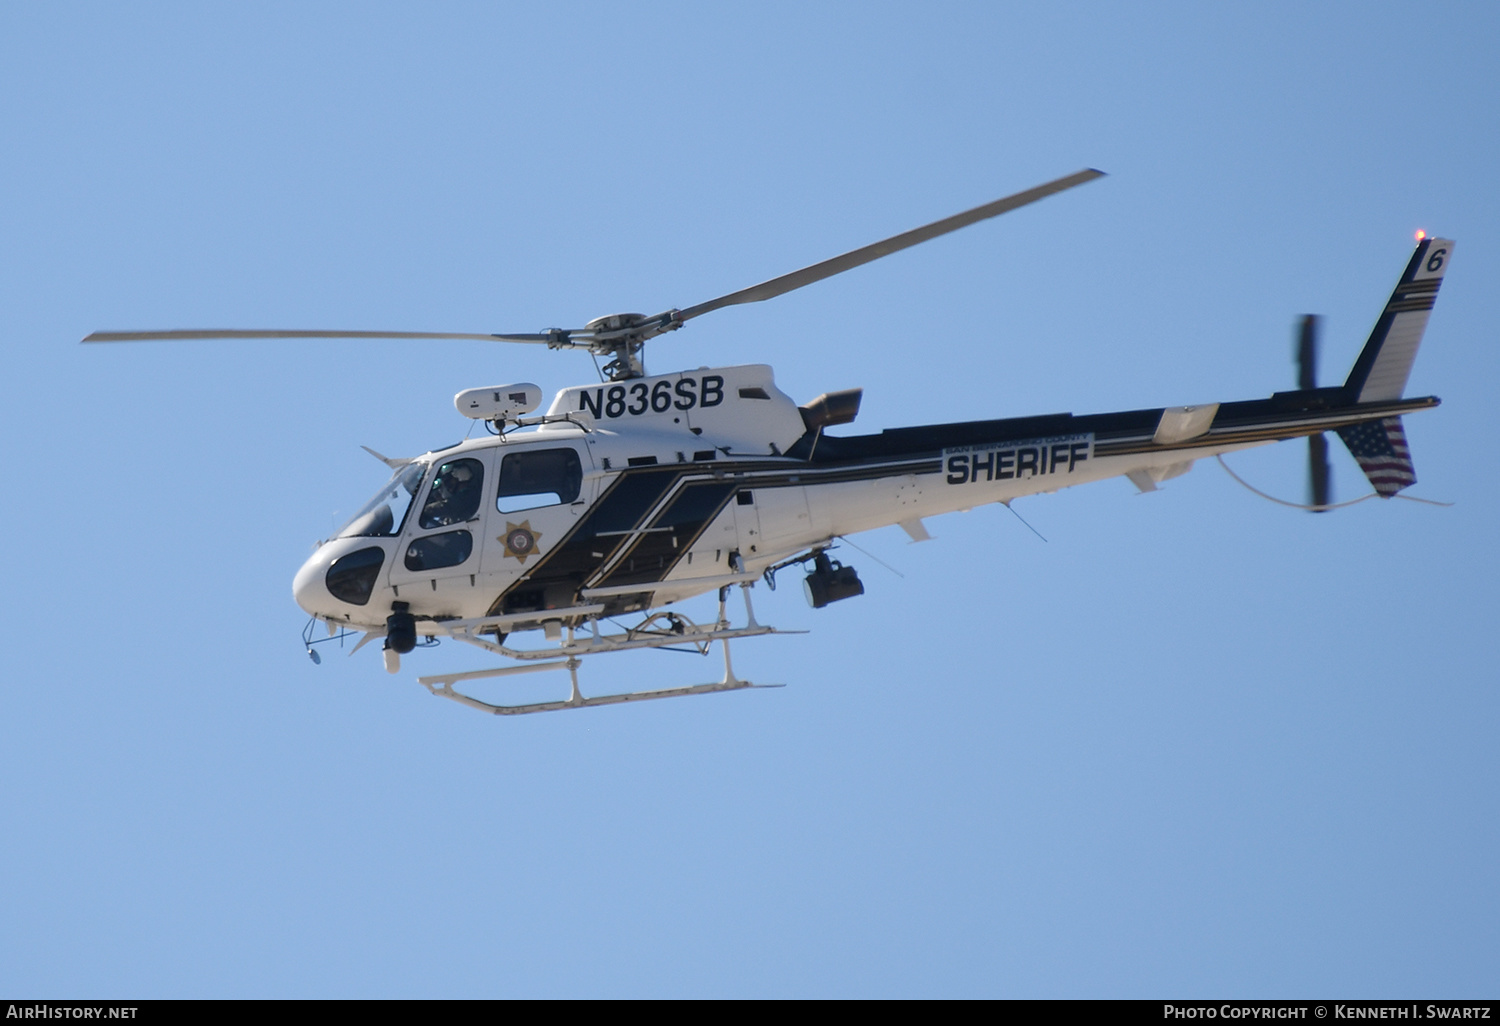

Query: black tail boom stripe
<box><xmin>483</xmin><ymin>391</ymin><xmax>1438</xmax><ymax>619</ymax></box>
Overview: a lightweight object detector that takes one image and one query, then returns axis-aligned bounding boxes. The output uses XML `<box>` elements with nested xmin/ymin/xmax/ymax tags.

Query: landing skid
<box><xmin>418</xmin><ymin>641</ymin><xmax>780</xmax><ymax>716</ymax></box>
<box><xmin>414</xmin><ymin>581</ymin><xmax>794</xmax><ymax>716</ymax></box>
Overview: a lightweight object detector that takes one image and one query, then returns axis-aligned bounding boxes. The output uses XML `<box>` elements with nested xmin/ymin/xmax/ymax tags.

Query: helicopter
<box><xmin>84</xmin><ymin>169</ymin><xmax>1453</xmax><ymax>716</ymax></box>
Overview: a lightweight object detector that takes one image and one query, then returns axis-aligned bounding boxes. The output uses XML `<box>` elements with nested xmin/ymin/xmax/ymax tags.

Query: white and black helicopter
<box><xmin>85</xmin><ymin>170</ymin><xmax>1453</xmax><ymax>715</ymax></box>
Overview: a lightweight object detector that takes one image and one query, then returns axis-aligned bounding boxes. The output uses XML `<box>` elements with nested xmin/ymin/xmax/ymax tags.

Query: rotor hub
<box><xmin>584</xmin><ymin>312</ymin><xmax>647</xmax><ymax>333</ymax></box>
<box><xmin>584</xmin><ymin>313</ymin><xmax>655</xmax><ymax>380</ymax></box>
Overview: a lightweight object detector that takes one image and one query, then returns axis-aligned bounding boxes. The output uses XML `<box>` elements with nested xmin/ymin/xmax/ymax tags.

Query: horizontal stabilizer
<box><xmin>1126</xmin><ymin>460</ymin><xmax>1195</xmax><ymax>494</ymax></box>
<box><xmin>1152</xmin><ymin>404</ymin><xmax>1218</xmax><ymax>445</ymax></box>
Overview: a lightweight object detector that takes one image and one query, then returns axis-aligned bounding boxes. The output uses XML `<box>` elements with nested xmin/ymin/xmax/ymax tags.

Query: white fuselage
<box><xmin>291</xmin><ymin>364</ymin><xmax>1288</xmax><ymax>634</ymax></box>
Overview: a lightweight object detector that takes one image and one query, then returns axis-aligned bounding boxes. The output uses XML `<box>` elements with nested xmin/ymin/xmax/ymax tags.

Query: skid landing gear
<box><xmin>417</xmin><ymin>637</ymin><xmax>780</xmax><ymax>716</ymax></box>
<box><xmin>410</xmin><ymin>580</ymin><xmax>796</xmax><ymax>716</ymax></box>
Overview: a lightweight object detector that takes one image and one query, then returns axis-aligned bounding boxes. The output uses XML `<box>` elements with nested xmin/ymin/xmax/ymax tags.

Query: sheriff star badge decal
<box><xmin>501</xmin><ymin>521</ymin><xmax>542</xmax><ymax>564</ymax></box>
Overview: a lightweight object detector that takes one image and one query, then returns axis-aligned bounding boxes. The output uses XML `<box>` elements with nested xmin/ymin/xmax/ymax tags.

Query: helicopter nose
<box><xmin>292</xmin><ymin>551</ymin><xmax>329</xmax><ymax>616</ymax></box>
<box><xmin>294</xmin><ymin>541</ymin><xmax>389</xmax><ymax>616</ymax></box>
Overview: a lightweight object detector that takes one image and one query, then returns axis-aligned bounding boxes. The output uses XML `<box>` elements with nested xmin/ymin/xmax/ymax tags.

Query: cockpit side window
<box><xmin>497</xmin><ymin>448</ymin><xmax>582</xmax><ymax>513</ymax></box>
<box><xmin>419</xmin><ymin>458</ymin><xmax>484</xmax><ymax>529</ymax></box>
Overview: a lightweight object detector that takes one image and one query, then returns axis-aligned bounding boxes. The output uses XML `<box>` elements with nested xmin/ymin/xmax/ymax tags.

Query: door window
<box><xmin>497</xmin><ymin>448</ymin><xmax>582</xmax><ymax>513</ymax></box>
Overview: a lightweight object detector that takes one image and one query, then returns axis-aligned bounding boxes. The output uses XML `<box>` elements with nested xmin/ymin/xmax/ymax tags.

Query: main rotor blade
<box><xmin>1296</xmin><ymin>314</ymin><xmax>1319</xmax><ymax>390</ymax></box>
<box><xmin>674</xmin><ymin>168</ymin><xmax>1105</xmax><ymax>323</ymax></box>
<box><xmin>82</xmin><ymin>328</ymin><xmax>563</xmax><ymax>344</ymax></box>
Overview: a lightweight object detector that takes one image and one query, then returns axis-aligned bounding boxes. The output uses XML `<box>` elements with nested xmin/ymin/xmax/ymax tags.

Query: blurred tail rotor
<box><xmin>1296</xmin><ymin>314</ymin><xmax>1332</xmax><ymax>511</ymax></box>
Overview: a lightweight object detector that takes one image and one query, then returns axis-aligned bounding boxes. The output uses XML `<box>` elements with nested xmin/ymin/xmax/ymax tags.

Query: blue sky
<box><xmin>2</xmin><ymin>1</ymin><xmax>1496</xmax><ymax>998</ymax></box>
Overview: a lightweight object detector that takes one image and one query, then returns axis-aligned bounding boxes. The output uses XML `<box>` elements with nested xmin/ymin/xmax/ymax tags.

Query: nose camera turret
<box><xmin>383</xmin><ymin>602</ymin><xmax>417</xmax><ymax>674</ymax></box>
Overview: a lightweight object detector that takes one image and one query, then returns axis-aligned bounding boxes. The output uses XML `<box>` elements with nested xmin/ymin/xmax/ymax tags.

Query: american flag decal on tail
<box><xmin>1337</xmin><ymin>417</ymin><xmax>1416</xmax><ymax>497</ymax></box>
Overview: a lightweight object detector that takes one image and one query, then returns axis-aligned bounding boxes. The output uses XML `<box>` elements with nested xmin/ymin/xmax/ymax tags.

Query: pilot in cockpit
<box><xmin>419</xmin><ymin>459</ymin><xmax>483</xmax><ymax>528</ymax></box>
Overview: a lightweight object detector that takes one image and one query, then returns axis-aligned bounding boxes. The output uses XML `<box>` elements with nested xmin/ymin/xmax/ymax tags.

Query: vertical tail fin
<box><xmin>1343</xmin><ymin>237</ymin><xmax>1454</xmax><ymax>403</ymax></box>
<box><xmin>1335</xmin><ymin>238</ymin><xmax>1452</xmax><ymax>498</ymax></box>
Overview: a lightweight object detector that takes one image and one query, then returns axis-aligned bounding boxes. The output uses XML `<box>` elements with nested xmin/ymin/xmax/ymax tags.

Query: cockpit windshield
<box><xmin>335</xmin><ymin>461</ymin><xmax>428</xmax><ymax>538</ymax></box>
